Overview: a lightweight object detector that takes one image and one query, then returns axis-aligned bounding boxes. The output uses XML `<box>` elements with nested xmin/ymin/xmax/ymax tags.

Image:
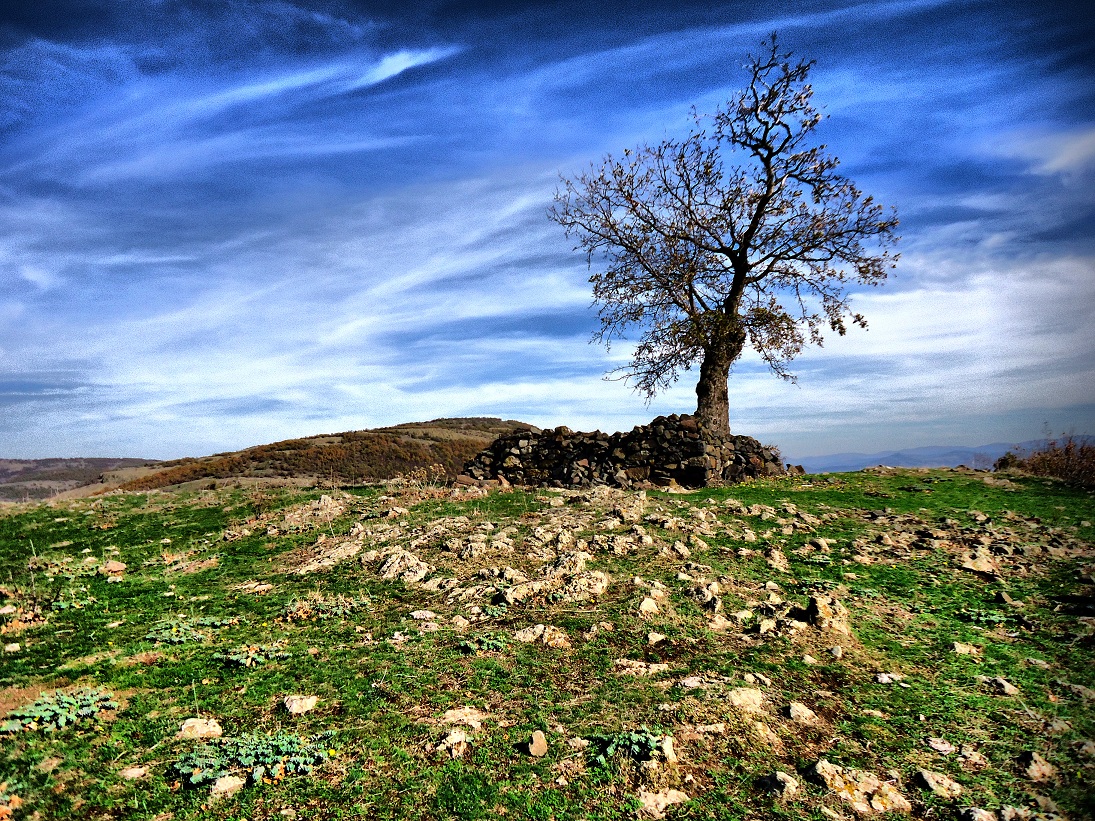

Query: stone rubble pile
<box><xmin>460</xmin><ymin>414</ymin><xmax>785</xmax><ymax>489</ymax></box>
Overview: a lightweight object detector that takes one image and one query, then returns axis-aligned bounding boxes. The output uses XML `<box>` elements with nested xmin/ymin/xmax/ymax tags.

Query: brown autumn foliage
<box><xmin>118</xmin><ymin>418</ymin><xmax>535</xmax><ymax>491</ymax></box>
<box><xmin>995</xmin><ymin>436</ymin><xmax>1095</xmax><ymax>490</ymax></box>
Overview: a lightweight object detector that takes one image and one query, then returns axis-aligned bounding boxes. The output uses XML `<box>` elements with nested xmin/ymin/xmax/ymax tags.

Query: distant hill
<box><xmin>0</xmin><ymin>458</ymin><xmax>160</xmax><ymax>502</ymax></box>
<box><xmin>786</xmin><ymin>437</ymin><xmax>1092</xmax><ymax>474</ymax></box>
<box><xmin>114</xmin><ymin>417</ymin><xmax>537</xmax><ymax>492</ymax></box>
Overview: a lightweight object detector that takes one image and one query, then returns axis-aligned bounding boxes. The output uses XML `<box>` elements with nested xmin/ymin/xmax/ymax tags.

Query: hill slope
<box><xmin>110</xmin><ymin>418</ymin><xmax>537</xmax><ymax>493</ymax></box>
<box><xmin>0</xmin><ymin>458</ymin><xmax>159</xmax><ymax>502</ymax></box>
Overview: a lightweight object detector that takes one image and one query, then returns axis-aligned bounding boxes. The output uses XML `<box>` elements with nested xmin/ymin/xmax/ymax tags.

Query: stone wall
<box><xmin>459</xmin><ymin>414</ymin><xmax>784</xmax><ymax>489</ymax></box>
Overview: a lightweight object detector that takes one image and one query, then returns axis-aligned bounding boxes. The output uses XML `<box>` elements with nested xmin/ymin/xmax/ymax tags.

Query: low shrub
<box><xmin>996</xmin><ymin>435</ymin><xmax>1095</xmax><ymax>489</ymax></box>
<box><xmin>1</xmin><ymin>688</ymin><xmax>117</xmax><ymax>733</ymax></box>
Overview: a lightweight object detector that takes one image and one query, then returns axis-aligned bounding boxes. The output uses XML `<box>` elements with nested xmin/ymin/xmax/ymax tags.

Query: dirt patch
<box><xmin>0</xmin><ymin>681</ymin><xmax>68</xmax><ymax>716</ymax></box>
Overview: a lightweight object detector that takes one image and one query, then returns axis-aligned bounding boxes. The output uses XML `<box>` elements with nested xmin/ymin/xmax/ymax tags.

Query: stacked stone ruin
<box><xmin>459</xmin><ymin>414</ymin><xmax>785</xmax><ymax>489</ymax></box>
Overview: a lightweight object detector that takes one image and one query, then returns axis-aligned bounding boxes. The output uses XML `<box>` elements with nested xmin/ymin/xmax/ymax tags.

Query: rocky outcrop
<box><xmin>460</xmin><ymin>414</ymin><xmax>784</xmax><ymax>489</ymax></box>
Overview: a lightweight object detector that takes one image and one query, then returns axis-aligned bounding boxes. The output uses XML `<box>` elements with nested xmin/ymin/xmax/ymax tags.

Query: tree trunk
<box><xmin>694</xmin><ymin>330</ymin><xmax>745</xmax><ymax>437</ymax></box>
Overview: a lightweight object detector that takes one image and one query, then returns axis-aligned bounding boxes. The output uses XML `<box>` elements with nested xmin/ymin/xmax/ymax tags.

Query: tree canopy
<box><xmin>550</xmin><ymin>36</ymin><xmax>899</xmax><ymax>436</ymax></box>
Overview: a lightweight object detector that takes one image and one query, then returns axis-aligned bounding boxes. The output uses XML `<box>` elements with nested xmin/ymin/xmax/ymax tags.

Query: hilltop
<box><xmin>0</xmin><ymin>467</ymin><xmax>1092</xmax><ymax>820</ymax></box>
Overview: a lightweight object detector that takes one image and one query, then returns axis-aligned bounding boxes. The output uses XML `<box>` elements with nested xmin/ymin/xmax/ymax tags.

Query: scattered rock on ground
<box><xmin>959</xmin><ymin>810</ymin><xmax>997</xmax><ymax>821</ymax></box>
<box><xmin>636</xmin><ymin>788</ymin><xmax>690</xmax><ymax>819</ymax></box>
<box><xmin>759</xmin><ymin>771</ymin><xmax>799</xmax><ymax>800</ymax></box>
<box><xmin>806</xmin><ymin>595</ymin><xmax>852</xmax><ymax>634</ymax></box>
<box><xmin>613</xmin><ymin>658</ymin><xmax>669</xmax><ymax>677</ymax></box>
<box><xmin>786</xmin><ymin>702</ymin><xmax>818</xmax><ymax>724</ymax></box>
<box><xmin>1018</xmin><ymin>751</ymin><xmax>1057</xmax><ymax>782</ymax></box>
<box><xmin>808</xmin><ymin>759</ymin><xmax>912</xmax><ymax>815</ymax></box>
<box><xmin>283</xmin><ymin>695</ymin><xmax>319</xmax><ymax>715</ymax></box>
<box><xmin>514</xmin><ymin>624</ymin><xmax>571</xmax><ymax>648</ymax></box>
<box><xmin>440</xmin><ymin>706</ymin><xmax>489</xmax><ymax>730</ymax></box>
<box><xmin>726</xmin><ymin>688</ymin><xmax>766</xmax><ymax>713</ymax></box>
<box><xmin>928</xmin><ymin>737</ymin><xmax>956</xmax><ymax>755</ymax></box>
<box><xmin>176</xmin><ymin>717</ymin><xmax>223</xmax><ymax>740</ymax></box>
<box><xmin>914</xmin><ymin>769</ymin><xmax>963</xmax><ymax>798</ymax></box>
<box><xmin>210</xmin><ymin>774</ymin><xmax>245</xmax><ymax>798</ymax></box>
<box><xmin>977</xmin><ymin>676</ymin><xmax>1019</xmax><ymax>696</ymax></box>
<box><xmin>528</xmin><ymin>730</ymin><xmax>548</xmax><ymax>757</ymax></box>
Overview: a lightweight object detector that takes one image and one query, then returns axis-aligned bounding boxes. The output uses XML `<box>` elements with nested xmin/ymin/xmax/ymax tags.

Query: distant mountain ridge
<box><xmin>0</xmin><ymin>458</ymin><xmax>160</xmax><ymax>502</ymax></box>
<box><xmin>786</xmin><ymin>437</ymin><xmax>1093</xmax><ymax>474</ymax></box>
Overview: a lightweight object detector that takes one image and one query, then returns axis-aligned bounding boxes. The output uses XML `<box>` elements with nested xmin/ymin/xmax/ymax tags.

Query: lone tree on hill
<box><xmin>550</xmin><ymin>36</ymin><xmax>899</xmax><ymax>437</ymax></box>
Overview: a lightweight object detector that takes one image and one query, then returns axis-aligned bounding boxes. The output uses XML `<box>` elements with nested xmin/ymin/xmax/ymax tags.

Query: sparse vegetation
<box><xmin>170</xmin><ymin>731</ymin><xmax>334</xmax><ymax>787</ymax></box>
<box><xmin>996</xmin><ymin>435</ymin><xmax>1095</xmax><ymax>489</ymax></box>
<box><xmin>1</xmin><ymin>688</ymin><xmax>117</xmax><ymax>734</ymax></box>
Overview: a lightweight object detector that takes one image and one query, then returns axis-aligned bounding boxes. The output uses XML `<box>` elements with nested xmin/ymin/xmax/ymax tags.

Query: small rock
<box><xmin>726</xmin><ymin>688</ymin><xmax>765</xmax><ymax>713</ymax></box>
<box><xmin>759</xmin><ymin>770</ymin><xmax>799</xmax><ymax>799</ymax></box>
<box><xmin>953</xmin><ymin>642</ymin><xmax>980</xmax><ymax>656</ymax></box>
<box><xmin>959</xmin><ymin>810</ymin><xmax>997</xmax><ymax>821</ymax></box>
<box><xmin>805</xmin><ymin>595</ymin><xmax>852</xmax><ymax>634</ymax></box>
<box><xmin>1024</xmin><ymin>657</ymin><xmax>1049</xmax><ymax>669</ymax></box>
<box><xmin>914</xmin><ymin>769</ymin><xmax>963</xmax><ymax>798</ymax></box>
<box><xmin>830</xmin><ymin>645</ymin><xmax>843</xmax><ymax>659</ymax></box>
<box><xmin>438</xmin><ymin>728</ymin><xmax>470</xmax><ymax>759</ymax></box>
<box><xmin>441</xmin><ymin>706</ymin><xmax>490</xmax><ymax>730</ymax></box>
<box><xmin>803</xmin><ymin>654</ymin><xmax>819</xmax><ymax>665</ymax></box>
<box><xmin>1018</xmin><ymin>751</ymin><xmax>1056</xmax><ymax>782</ymax></box>
<box><xmin>1057</xmin><ymin>679</ymin><xmax>1095</xmax><ymax>700</ymax></box>
<box><xmin>452</xmin><ymin>615</ymin><xmax>470</xmax><ymax>630</ymax></box>
<box><xmin>177</xmin><ymin>718</ymin><xmax>223</xmax><ymax>739</ymax></box>
<box><xmin>3</xmin><ymin>643</ymin><xmax>19</xmax><ymax>653</ymax></box>
<box><xmin>409</xmin><ymin>610</ymin><xmax>437</xmax><ymax>620</ymax></box>
<box><xmin>283</xmin><ymin>695</ymin><xmax>319</xmax><ymax>715</ymax></box>
<box><xmin>648</xmin><ymin>632</ymin><xmax>667</xmax><ymax>646</ymax></box>
<box><xmin>99</xmin><ymin>560</ymin><xmax>127</xmax><ymax>575</ymax></box>
<box><xmin>808</xmin><ymin>759</ymin><xmax>912</xmax><ymax>815</ymax></box>
<box><xmin>613</xmin><ymin>658</ymin><xmax>669</xmax><ymax>677</ymax></box>
<box><xmin>528</xmin><ymin>730</ymin><xmax>549</xmax><ymax>757</ymax></box>
<box><xmin>120</xmin><ymin>766</ymin><xmax>148</xmax><ymax>780</ymax></box>
<box><xmin>1046</xmin><ymin>719</ymin><xmax>1071</xmax><ymax>735</ymax></box>
<box><xmin>928</xmin><ymin>737</ymin><xmax>957</xmax><ymax>755</ymax></box>
<box><xmin>210</xmin><ymin>774</ymin><xmax>245</xmax><ymax>798</ymax></box>
<box><xmin>786</xmin><ymin>702</ymin><xmax>818</xmax><ymax>724</ymax></box>
<box><xmin>660</xmin><ymin>735</ymin><xmax>677</xmax><ymax>763</ymax></box>
<box><xmin>958</xmin><ymin>745</ymin><xmax>989</xmax><ymax>771</ymax></box>
<box><xmin>981</xmin><ymin>676</ymin><xmax>1019</xmax><ymax>696</ymax></box>
<box><xmin>639</xmin><ymin>597</ymin><xmax>660</xmax><ymax>615</ymax></box>
<box><xmin>514</xmin><ymin>624</ymin><xmax>545</xmax><ymax>643</ymax></box>
<box><xmin>876</xmin><ymin>672</ymin><xmax>905</xmax><ymax>684</ymax></box>
<box><xmin>636</xmin><ymin>788</ymin><xmax>690</xmax><ymax>819</ymax></box>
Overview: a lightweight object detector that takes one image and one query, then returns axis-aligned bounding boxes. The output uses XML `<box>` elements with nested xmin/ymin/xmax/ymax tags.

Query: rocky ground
<box><xmin>0</xmin><ymin>467</ymin><xmax>1092</xmax><ymax>820</ymax></box>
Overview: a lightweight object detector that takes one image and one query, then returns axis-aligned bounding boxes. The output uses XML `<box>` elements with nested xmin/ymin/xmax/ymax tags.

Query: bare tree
<box><xmin>550</xmin><ymin>36</ymin><xmax>899</xmax><ymax>436</ymax></box>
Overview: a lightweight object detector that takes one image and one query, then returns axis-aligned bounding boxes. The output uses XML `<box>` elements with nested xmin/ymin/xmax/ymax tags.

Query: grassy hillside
<box><xmin>0</xmin><ymin>467</ymin><xmax>1092</xmax><ymax>820</ymax></box>
<box><xmin>111</xmin><ymin>418</ymin><xmax>536</xmax><ymax>492</ymax></box>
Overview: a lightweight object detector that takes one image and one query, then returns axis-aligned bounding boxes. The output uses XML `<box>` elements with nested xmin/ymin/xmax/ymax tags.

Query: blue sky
<box><xmin>2</xmin><ymin>0</ymin><xmax>1093</xmax><ymax>460</ymax></box>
